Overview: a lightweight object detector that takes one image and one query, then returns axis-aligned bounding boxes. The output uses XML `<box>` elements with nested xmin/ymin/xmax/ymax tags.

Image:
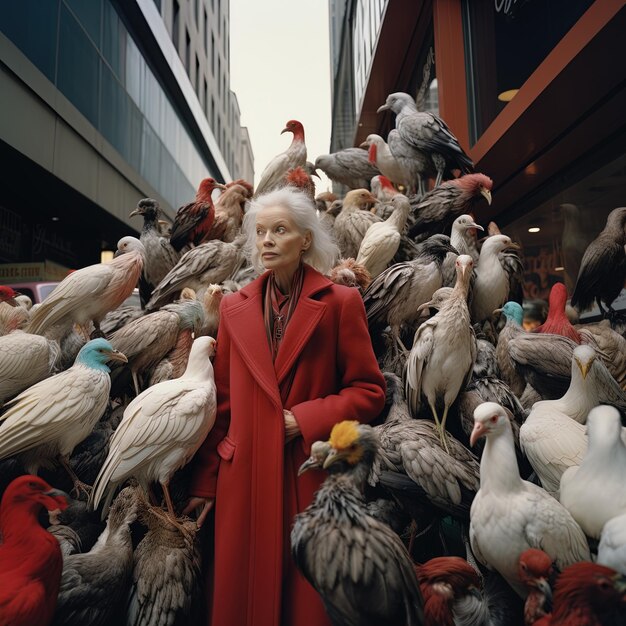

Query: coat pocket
<box><xmin>217</xmin><ymin>435</ymin><xmax>236</xmax><ymax>461</ymax></box>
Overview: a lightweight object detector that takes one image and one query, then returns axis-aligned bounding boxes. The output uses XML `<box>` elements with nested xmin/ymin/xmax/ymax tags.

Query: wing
<box><xmin>109</xmin><ymin>312</ymin><xmax>178</xmax><ymax>361</ymax></box>
<box><xmin>404</xmin><ymin>321</ymin><xmax>436</xmax><ymax>416</ymax></box>
<box><xmin>363</xmin><ymin>262</ymin><xmax>415</xmax><ymax>325</ymax></box>
<box><xmin>145</xmin><ymin>241</ymin><xmax>234</xmax><ymax>311</ymax></box>
<box><xmin>508</xmin><ymin>333</ymin><xmax>575</xmax><ymax>399</ymax></box>
<box><xmin>520</xmin><ymin>414</ymin><xmax>587</xmax><ymax>495</ymax></box>
<box><xmin>255</xmin><ymin>152</ymin><xmax>292</xmax><ymax>195</ymax></box>
<box><xmin>572</xmin><ymin>238</ymin><xmax>624</xmax><ymax>310</ymax></box>
<box><xmin>522</xmin><ymin>482</ymin><xmax>591</xmax><ymax>567</ymax></box>
<box><xmin>169</xmin><ymin>201</ymin><xmax>210</xmax><ymax>250</ymax></box>
<box><xmin>356</xmin><ymin>226</ymin><xmax>400</xmax><ymax>275</ymax></box>
<box><xmin>0</xmin><ymin>368</ymin><xmax>109</xmax><ymax>459</ymax></box>
<box><xmin>334</xmin><ymin>148</ymin><xmax>380</xmax><ymax>181</ymax></box>
<box><xmin>92</xmin><ymin>381</ymin><xmax>216</xmax><ymax>507</ymax></box>
<box><xmin>28</xmin><ymin>264</ymin><xmax>114</xmax><ymax>334</ymax></box>
<box><xmin>0</xmin><ymin>333</ymin><xmax>52</xmax><ymax>402</ymax></box>
<box><xmin>397</xmin><ymin>421</ymin><xmax>479</xmax><ymax>516</ymax></box>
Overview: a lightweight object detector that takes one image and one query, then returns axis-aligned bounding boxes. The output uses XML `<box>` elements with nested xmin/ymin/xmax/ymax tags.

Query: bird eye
<box><xmin>28</xmin><ymin>481</ymin><xmax>41</xmax><ymax>490</ymax></box>
<box><xmin>490</xmin><ymin>415</ymin><xmax>498</xmax><ymax>423</ymax></box>
<box><xmin>598</xmin><ymin>579</ymin><xmax>611</xmax><ymax>591</ymax></box>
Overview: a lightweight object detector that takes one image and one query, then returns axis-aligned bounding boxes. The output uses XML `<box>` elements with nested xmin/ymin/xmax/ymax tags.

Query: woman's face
<box><xmin>255</xmin><ymin>205</ymin><xmax>311</xmax><ymax>275</ymax></box>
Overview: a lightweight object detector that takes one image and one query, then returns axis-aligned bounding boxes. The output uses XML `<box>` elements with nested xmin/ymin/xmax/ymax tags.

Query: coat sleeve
<box><xmin>188</xmin><ymin>299</ymin><xmax>232</xmax><ymax>498</ymax></box>
<box><xmin>290</xmin><ymin>288</ymin><xmax>386</xmax><ymax>449</ymax></box>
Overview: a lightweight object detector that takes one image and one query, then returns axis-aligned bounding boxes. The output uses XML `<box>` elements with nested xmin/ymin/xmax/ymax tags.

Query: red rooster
<box><xmin>0</xmin><ymin>475</ymin><xmax>68</xmax><ymax>626</ymax></box>
<box><xmin>0</xmin><ymin>285</ymin><xmax>19</xmax><ymax>306</ymax></box>
<box><xmin>415</xmin><ymin>556</ymin><xmax>483</xmax><ymax>626</ymax></box>
<box><xmin>170</xmin><ymin>177</ymin><xmax>226</xmax><ymax>251</ymax></box>
<box><xmin>519</xmin><ymin>549</ymin><xmax>556</xmax><ymax>626</ymax></box>
<box><xmin>534</xmin><ymin>561</ymin><xmax>626</xmax><ymax>626</ymax></box>
<box><xmin>533</xmin><ymin>283</ymin><xmax>582</xmax><ymax>343</ymax></box>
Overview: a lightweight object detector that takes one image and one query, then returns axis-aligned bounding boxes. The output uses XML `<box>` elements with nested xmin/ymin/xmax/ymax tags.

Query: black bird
<box><xmin>571</xmin><ymin>207</ymin><xmax>626</xmax><ymax>318</ymax></box>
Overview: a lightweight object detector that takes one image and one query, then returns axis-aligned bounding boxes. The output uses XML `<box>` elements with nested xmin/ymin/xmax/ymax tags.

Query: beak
<box><xmin>323</xmin><ymin>447</ymin><xmax>348</xmax><ymax>469</ymax></box>
<box><xmin>377</xmin><ymin>103</ymin><xmax>390</xmax><ymax>113</ymax></box>
<box><xmin>365</xmin><ymin>193</ymin><xmax>378</xmax><ymax>204</ymax></box>
<box><xmin>298</xmin><ymin>456</ymin><xmax>321</xmax><ymax>476</ymax></box>
<box><xmin>311</xmin><ymin>170</ymin><xmax>321</xmax><ymax>180</ymax></box>
<box><xmin>576</xmin><ymin>357</ymin><xmax>593</xmax><ymax>380</ymax></box>
<box><xmin>613</xmin><ymin>573</ymin><xmax>626</xmax><ymax>595</ymax></box>
<box><xmin>280</xmin><ymin>127</ymin><xmax>289</xmax><ymax>135</ymax></box>
<box><xmin>417</xmin><ymin>301</ymin><xmax>433</xmax><ymax>315</ymax></box>
<box><xmin>470</xmin><ymin>222</ymin><xmax>484</xmax><ymax>231</ymax></box>
<box><xmin>107</xmin><ymin>349</ymin><xmax>128</xmax><ymax>364</ymax></box>
<box><xmin>470</xmin><ymin>422</ymin><xmax>488</xmax><ymax>447</ymax></box>
<box><xmin>480</xmin><ymin>188</ymin><xmax>492</xmax><ymax>205</ymax></box>
<box><xmin>446</xmin><ymin>244</ymin><xmax>460</xmax><ymax>255</ymax></box>
<box><xmin>359</xmin><ymin>141</ymin><xmax>369</xmax><ymax>149</ymax></box>
<box><xmin>535</xmin><ymin>577</ymin><xmax>552</xmax><ymax>601</ymax></box>
<box><xmin>215</xmin><ymin>182</ymin><xmax>227</xmax><ymax>191</ymax></box>
<box><xmin>492</xmin><ymin>308</ymin><xmax>503</xmax><ymax>317</ymax></box>
<box><xmin>506</xmin><ymin>241</ymin><xmax>521</xmax><ymax>251</ymax></box>
<box><xmin>129</xmin><ymin>208</ymin><xmax>141</xmax><ymax>218</ymax></box>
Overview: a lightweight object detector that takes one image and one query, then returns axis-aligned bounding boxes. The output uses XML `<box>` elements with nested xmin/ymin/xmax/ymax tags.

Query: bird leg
<box><xmin>439</xmin><ymin>404</ymin><xmax>451</xmax><ymax>454</ymax></box>
<box><xmin>161</xmin><ymin>481</ymin><xmax>177</xmax><ymax>519</ymax></box>
<box><xmin>432</xmin><ymin>153</ymin><xmax>445</xmax><ymax>188</ymax></box>
<box><xmin>59</xmin><ymin>456</ymin><xmax>92</xmax><ymax>500</ymax></box>
<box><xmin>131</xmin><ymin>370</ymin><xmax>142</xmax><ymax>397</ymax></box>
<box><xmin>428</xmin><ymin>400</ymin><xmax>443</xmax><ymax>438</ymax></box>
<box><xmin>89</xmin><ymin>320</ymin><xmax>106</xmax><ymax>340</ymax></box>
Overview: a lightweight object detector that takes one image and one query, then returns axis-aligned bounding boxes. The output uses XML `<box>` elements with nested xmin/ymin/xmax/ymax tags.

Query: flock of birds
<box><xmin>1</xmin><ymin>90</ymin><xmax>626</xmax><ymax>626</ymax></box>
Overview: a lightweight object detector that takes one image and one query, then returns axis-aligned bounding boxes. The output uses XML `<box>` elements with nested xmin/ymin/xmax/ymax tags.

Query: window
<box><xmin>217</xmin><ymin>56</ymin><xmax>221</xmax><ymax>92</ymax></box>
<box><xmin>153</xmin><ymin>0</ymin><xmax>161</xmax><ymax>11</ymax></box>
<box><xmin>204</xmin><ymin>78</ymin><xmax>209</xmax><ymax>116</ymax></box>
<box><xmin>463</xmin><ymin>0</ymin><xmax>595</xmax><ymax>144</ymax></box>
<box><xmin>211</xmin><ymin>33</ymin><xmax>215</xmax><ymax>75</ymax></box>
<box><xmin>172</xmin><ymin>0</ymin><xmax>180</xmax><ymax>52</ymax></box>
<box><xmin>195</xmin><ymin>0</ymin><xmax>199</xmax><ymax>24</ymax></box>
<box><xmin>195</xmin><ymin>55</ymin><xmax>200</xmax><ymax>92</ymax></box>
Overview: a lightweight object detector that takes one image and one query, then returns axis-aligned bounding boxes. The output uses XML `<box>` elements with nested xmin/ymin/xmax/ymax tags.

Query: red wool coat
<box><xmin>190</xmin><ymin>264</ymin><xmax>386</xmax><ymax>626</ymax></box>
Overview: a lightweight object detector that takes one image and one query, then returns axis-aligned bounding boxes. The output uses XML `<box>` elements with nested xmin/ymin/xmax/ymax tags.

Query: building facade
<box><xmin>329</xmin><ymin>0</ymin><xmax>626</xmax><ymax>305</ymax></box>
<box><xmin>0</xmin><ymin>0</ymin><xmax>253</xmax><ymax>270</ymax></box>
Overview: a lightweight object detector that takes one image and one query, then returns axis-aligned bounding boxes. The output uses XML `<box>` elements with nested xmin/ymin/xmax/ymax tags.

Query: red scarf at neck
<box><xmin>263</xmin><ymin>263</ymin><xmax>305</xmax><ymax>360</ymax></box>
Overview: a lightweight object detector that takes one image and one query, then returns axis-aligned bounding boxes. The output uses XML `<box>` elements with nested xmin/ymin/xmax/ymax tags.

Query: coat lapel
<box><xmin>225</xmin><ymin>266</ymin><xmax>333</xmax><ymax>406</ymax></box>
<box><xmin>274</xmin><ymin>266</ymin><xmax>332</xmax><ymax>384</ymax></box>
<box><xmin>223</xmin><ymin>280</ymin><xmax>282</xmax><ymax>408</ymax></box>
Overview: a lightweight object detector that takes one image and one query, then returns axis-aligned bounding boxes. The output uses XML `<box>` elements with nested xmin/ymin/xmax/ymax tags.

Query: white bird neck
<box><xmin>387</xmin><ymin>202</ymin><xmax>410</xmax><ymax>231</ymax></box>
<box><xmin>556</xmin><ymin>369</ymin><xmax>599</xmax><ymax>424</ymax></box>
<box><xmin>480</xmin><ymin>423</ymin><xmax>523</xmax><ymax>493</ymax></box>
<box><xmin>450</xmin><ymin>228</ymin><xmax>472</xmax><ymax>256</ymax></box>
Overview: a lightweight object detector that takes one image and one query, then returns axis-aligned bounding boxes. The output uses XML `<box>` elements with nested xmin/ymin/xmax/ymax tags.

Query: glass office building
<box><xmin>0</xmin><ymin>0</ymin><xmax>252</xmax><ymax>269</ymax></box>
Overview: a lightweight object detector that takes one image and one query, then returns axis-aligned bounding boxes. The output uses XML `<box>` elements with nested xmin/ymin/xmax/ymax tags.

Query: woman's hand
<box><xmin>182</xmin><ymin>497</ymin><xmax>215</xmax><ymax>528</ymax></box>
<box><xmin>283</xmin><ymin>409</ymin><xmax>301</xmax><ymax>444</ymax></box>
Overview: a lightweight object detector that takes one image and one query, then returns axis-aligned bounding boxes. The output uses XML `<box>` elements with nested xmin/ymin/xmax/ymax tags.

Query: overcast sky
<box><xmin>230</xmin><ymin>0</ymin><xmax>333</xmax><ymax>191</ymax></box>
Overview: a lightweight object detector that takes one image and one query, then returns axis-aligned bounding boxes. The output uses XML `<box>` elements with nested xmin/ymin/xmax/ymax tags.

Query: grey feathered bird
<box><xmin>405</xmin><ymin>255</ymin><xmax>476</xmax><ymax>449</ymax></box>
<box><xmin>377</xmin><ymin>92</ymin><xmax>473</xmax><ymax>187</ymax></box>
<box><xmin>314</xmin><ymin>148</ymin><xmax>380</xmax><ymax>190</ymax></box>
<box><xmin>387</xmin><ymin>129</ymin><xmax>436</xmax><ymax>197</ymax></box>
<box><xmin>127</xmin><ymin>498</ymin><xmax>201</xmax><ymax>626</ymax></box>
<box><xmin>145</xmin><ymin>234</ymin><xmax>246</xmax><ymax>311</ymax></box>
<box><xmin>441</xmin><ymin>214</ymin><xmax>483</xmax><ymax>287</ymax></box>
<box><xmin>407</xmin><ymin>174</ymin><xmax>493</xmax><ymax>243</ymax></box>
<box><xmin>109</xmin><ymin>299</ymin><xmax>204</xmax><ymax>395</ymax></box>
<box><xmin>371</xmin><ymin>373</ymin><xmax>480</xmax><ymax>519</ymax></box>
<box><xmin>130</xmin><ymin>199</ymin><xmax>180</xmax><ymax>307</ymax></box>
<box><xmin>293</xmin><ymin>420</ymin><xmax>425</xmax><ymax>626</ymax></box>
<box><xmin>571</xmin><ymin>207</ymin><xmax>626</xmax><ymax>317</ymax></box>
<box><xmin>51</xmin><ymin>486</ymin><xmax>138</xmax><ymax>626</ymax></box>
<box><xmin>363</xmin><ymin>234</ymin><xmax>457</xmax><ymax>355</ymax></box>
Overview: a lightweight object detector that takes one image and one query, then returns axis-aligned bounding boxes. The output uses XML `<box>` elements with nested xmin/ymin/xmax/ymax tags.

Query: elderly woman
<box><xmin>186</xmin><ymin>187</ymin><xmax>385</xmax><ymax>626</ymax></box>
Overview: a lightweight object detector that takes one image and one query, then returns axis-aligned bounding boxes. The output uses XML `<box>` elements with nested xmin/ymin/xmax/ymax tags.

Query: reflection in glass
<box><xmin>505</xmin><ymin>152</ymin><xmax>626</xmax><ymax>304</ymax></box>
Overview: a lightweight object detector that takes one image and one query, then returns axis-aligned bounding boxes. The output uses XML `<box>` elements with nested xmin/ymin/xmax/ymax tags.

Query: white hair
<box><xmin>242</xmin><ymin>187</ymin><xmax>339</xmax><ymax>274</ymax></box>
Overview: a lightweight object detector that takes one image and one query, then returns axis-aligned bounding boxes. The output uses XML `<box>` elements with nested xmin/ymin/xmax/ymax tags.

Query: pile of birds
<box><xmin>1</xmin><ymin>90</ymin><xmax>626</xmax><ymax>626</ymax></box>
